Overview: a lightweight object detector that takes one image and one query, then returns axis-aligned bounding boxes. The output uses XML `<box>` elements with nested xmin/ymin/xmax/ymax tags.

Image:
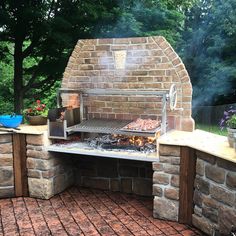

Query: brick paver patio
<box><xmin>0</xmin><ymin>187</ymin><xmax>203</xmax><ymax>236</ymax></box>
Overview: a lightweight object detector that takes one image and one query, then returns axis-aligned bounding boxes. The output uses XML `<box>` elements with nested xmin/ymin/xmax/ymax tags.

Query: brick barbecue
<box><xmin>47</xmin><ymin>36</ymin><xmax>194</xmax><ymax>160</ymax></box>
<box><xmin>1</xmin><ymin>36</ymin><xmax>235</xmax><ymax>236</ymax></box>
<box><xmin>60</xmin><ymin>36</ymin><xmax>194</xmax><ymax>132</ymax></box>
<box><xmin>45</xmin><ymin>36</ymin><xmax>195</xmax><ymax>217</ymax></box>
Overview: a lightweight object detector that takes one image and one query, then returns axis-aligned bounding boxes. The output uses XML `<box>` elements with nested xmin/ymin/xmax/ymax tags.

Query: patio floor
<box><xmin>0</xmin><ymin>187</ymin><xmax>204</xmax><ymax>236</ymax></box>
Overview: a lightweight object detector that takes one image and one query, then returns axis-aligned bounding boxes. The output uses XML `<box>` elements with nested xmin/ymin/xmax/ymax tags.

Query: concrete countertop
<box><xmin>1</xmin><ymin>125</ymin><xmax>235</xmax><ymax>163</ymax></box>
<box><xmin>159</xmin><ymin>129</ymin><xmax>236</xmax><ymax>163</ymax></box>
<box><xmin>0</xmin><ymin>124</ymin><xmax>47</xmax><ymax>135</ymax></box>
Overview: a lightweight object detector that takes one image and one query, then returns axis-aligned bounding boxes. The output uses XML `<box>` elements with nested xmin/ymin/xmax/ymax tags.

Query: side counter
<box><xmin>0</xmin><ymin>125</ymin><xmax>73</xmax><ymax>199</ymax></box>
<box><xmin>153</xmin><ymin>129</ymin><xmax>236</xmax><ymax>235</ymax></box>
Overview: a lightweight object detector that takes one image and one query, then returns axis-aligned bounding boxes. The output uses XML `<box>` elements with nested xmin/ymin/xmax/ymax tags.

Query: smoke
<box><xmin>93</xmin><ymin>1</ymin><xmax>184</xmax><ymax>45</ymax></box>
<box><xmin>181</xmin><ymin>0</ymin><xmax>236</xmax><ymax>110</ymax></box>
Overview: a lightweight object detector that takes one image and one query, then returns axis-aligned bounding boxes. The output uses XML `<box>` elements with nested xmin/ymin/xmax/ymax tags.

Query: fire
<box><xmin>136</xmin><ymin>138</ymin><xmax>143</xmax><ymax>146</ymax></box>
<box><xmin>112</xmin><ymin>134</ymin><xmax>156</xmax><ymax>147</ymax></box>
<box><xmin>129</xmin><ymin>136</ymin><xmax>145</xmax><ymax>146</ymax></box>
<box><xmin>148</xmin><ymin>136</ymin><xmax>155</xmax><ymax>143</ymax></box>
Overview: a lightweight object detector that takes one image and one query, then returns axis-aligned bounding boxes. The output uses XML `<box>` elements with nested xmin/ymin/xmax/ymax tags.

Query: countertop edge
<box><xmin>0</xmin><ymin>124</ymin><xmax>47</xmax><ymax>135</ymax></box>
<box><xmin>158</xmin><ymin>129</ymin><xmax>236</xmax><ymax>163</ymax></box>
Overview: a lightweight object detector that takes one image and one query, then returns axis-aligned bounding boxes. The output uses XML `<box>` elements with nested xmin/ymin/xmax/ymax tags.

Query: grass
<box><xmin>195</xmin><ymin>123</ymin><xmax>227</xmax><ymax>136</ymax></box>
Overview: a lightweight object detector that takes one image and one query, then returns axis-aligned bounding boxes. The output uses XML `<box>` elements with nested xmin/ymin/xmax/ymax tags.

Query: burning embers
<box><xmin>53</xmin><ymin>134</ymin><xmax>158</xmax><ymax>154</ymax></box>
<box><xmin>50</xmin><ymin>114</ymin><xmax>160</xmax><ymax>154</ymax></box>
<box><xmin>87</xmin><ymin>134</ymin><xmax>157</xmax><ymax>153</ymax></box>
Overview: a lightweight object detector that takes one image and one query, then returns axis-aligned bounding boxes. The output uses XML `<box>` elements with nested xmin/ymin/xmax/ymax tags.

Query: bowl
<box><xmin>0</xmin><ymin>115</ymin><xmax>23</xmax><ymax>128</ymax></box>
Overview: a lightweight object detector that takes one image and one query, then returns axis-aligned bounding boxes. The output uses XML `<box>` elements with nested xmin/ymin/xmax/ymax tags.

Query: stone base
<box><xmin>28</xmin><ymin>169</ymin><xmax>74</xmax><ymax>199</ymax></box>
<box><xmin>0</xmin><ymin>134</ymin><xmax>14</xmax><ymax>198</ymax></box>
<box><xmin>193</xmin><ymin>151</ymin><xmax>236</xmax><ymax>235</ymax></box>
<box><xmin>152</xmin><ymin>144</ymin><xmax>181</xmax><ymax>222</ymax></box>
<box><xmin>153</xmin><ymin>197</ymin><xmax>179</xmax><ymax>221</ymax></box>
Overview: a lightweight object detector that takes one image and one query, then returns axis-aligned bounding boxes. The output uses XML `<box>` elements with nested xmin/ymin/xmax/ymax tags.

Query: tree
<box><xmin>180</xmin><ymin>0</ymin><xmax>236</xmax><ymax>106</ymax></box>
<box><xmin>96</xmin><ymin>0</ymin><xmax>194</xmax><ymax>46</ymax></box>
<box><xmin>0</xmin><ymin>0</ymin><xmax>192</xmax><ymax>113</ymax></box>
<box><xmin>0</xmin><ymin>0</ymin><xmax>113</xmax><ymax>113</ymax></box>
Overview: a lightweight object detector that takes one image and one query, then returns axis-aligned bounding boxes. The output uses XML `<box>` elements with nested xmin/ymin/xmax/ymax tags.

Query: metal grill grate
<box><xmin>66</xmin><ymin>118</ymin><xmax>160</xmax><ymax>137</ymax></box>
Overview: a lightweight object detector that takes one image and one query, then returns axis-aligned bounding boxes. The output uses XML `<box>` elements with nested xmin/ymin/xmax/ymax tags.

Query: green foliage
<box><xmin>0</xmin><ymin>50</ymin><xmax>14</xmax><ymax>114</ymax></box>
<box><xmin>0</xmin><ymin>0</ymin><xmax>90</xmax><ymax>112</ymax></box>
<box><xmin>180</xmin><ymin>0</ymin><xmax>236</xmax><ymax>106</ymax></box>
<box><xmin>23</xmin><ymin>80</ymin><xmax>61</xmax><ymax>113</ymax></box>
<box><xmin>97</xmin><ymin>0</ymin><xmax>186</xmax><ymax>46</ymax></box>
<box><xmin>195</xmin><ymin>123</ymin><xmax>227</xmax><ymax>136</ymax></box>
<box><xmin>227</xmin><ymin>114</ymin><xmax>236</xmax><ymax>129</ymax></box>
<box><xmin>2</xmin><ymin>0</ymin><xmax>235</xmax><ymax>115</ymax></box>
<box><xmin>0</xmin><ymin>0</ymin><xmax>190</xmax><ymax>113</ymax></box>
<box><xmin>23</xmin><ymin>100</ymin><xmax>48</xmax><ymax>117</ymax></box>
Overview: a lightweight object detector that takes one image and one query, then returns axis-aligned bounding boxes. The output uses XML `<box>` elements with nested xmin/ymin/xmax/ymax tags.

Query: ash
<box><xmin>86</xmin><ymin>134</ymin><xmax>156</xmax><ymax>154</ymax></box>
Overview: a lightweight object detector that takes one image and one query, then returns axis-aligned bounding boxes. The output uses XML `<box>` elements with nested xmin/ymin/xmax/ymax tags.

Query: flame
<box><xmin>128</xmin><ymin>136</ymin><xmax>155</xmax><ymax>146</ymax></box>
<box><xmin>135</xmin><ymin>137</ymin><xmax>144</xmax><ymax>146</ymax></box>
<box><xmin>111</xmin><ymin>134</ymin><xmax>156</xmax><ymax>147</ymax></box>
<box><xmin>147</xmin><ymin>137</ymin><xmax>155</xmax><ymax>143</ymax></box>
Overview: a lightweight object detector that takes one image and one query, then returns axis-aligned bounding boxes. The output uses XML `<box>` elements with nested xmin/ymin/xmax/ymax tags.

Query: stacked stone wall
<box><xmin>153</xmin><ymin>144</ymin><xmax>180</xmax><ymax>221</ymax></box>
<box><xmin>193</xmin><ymin>151</ymin><xmax>236</xmax><ymax>235</ymax></box>
<box><xmin>0</xmin><ymin>134</ymin><xmax>14</xmax><ymax>198</ymax></box>
<box><xmin>26</xmin><ymin>134</ymin><xmax>74</xmax><ymax>199</ymax></box>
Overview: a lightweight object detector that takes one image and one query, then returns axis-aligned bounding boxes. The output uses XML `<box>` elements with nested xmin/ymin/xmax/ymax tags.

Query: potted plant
<box><xmin>220</xmin><ymin>107</ymin><xmax>236</xmax><ymax>148</ymax></box>
<box><xmin>23</xmin><ymin>100</ymin><xmax>48</xmax><ymax>125</ymax></box>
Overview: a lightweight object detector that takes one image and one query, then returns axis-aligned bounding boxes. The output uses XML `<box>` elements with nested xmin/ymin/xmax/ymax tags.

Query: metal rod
<box><xmin>80</xmin><ymin>93</ymin><xmax>84</xmax><ymax>122</ymax></box>
<box><xmin>161</xmin><ymin>94</ymin><xmax>167</xmax><ymax>134</ymax></box>
<box><xmin>57</xmin><ymin>90</ymin><xmax>62</xmax><ymax>108</ymax></box>
<box><xmin>58</xmin><ymin>88</ymin><xmax>169</xmax><ymax>96</ymax></box>
<box><xmin>83</xmin><ymin>89</ymin><xmax>168</xmax><ymax>96</ymax></box>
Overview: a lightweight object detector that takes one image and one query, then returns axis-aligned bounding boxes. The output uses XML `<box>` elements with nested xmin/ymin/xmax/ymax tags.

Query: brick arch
<box><xmin>152</xmin><ymin>36</ymin><xmax>194</xmax><ymax>131</ymax></box>
<box><xmin>61</xmin><ymin>36</ymin><xmax>194</xmax><ymax>131</ymax></box>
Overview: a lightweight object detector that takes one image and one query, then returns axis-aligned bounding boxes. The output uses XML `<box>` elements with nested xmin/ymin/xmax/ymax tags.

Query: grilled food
<box><xmin>123</xmin><ymin>118</ymin><xmax>161</xmax><ymax>131</ymax></box>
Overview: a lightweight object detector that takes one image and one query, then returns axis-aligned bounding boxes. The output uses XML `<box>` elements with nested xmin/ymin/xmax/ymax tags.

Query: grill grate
<box><xmin>66</xmin><ymin>118</ymin><xmax>160</xmax><ymax>137</ymax></box>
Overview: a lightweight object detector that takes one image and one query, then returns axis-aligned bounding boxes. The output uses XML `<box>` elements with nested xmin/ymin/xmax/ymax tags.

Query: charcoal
<box><xmin>101</xmin><ymin>143</ymin><xmax>140</xmax><ymax>151</ymax></box>
<box><xmin>86</xmin><ymin>134</ymin><xmax>156</xmax><ymax>153</ymax></box>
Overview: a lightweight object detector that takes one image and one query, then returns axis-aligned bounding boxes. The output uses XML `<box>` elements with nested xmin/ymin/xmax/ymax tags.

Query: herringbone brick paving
<box><xmin>0</xmin><ymin>187</ymin><xmax>204</xmax><ymax>236</ymax></box>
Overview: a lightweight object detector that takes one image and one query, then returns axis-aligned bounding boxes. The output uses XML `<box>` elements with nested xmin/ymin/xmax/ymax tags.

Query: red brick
<box><xmin>0</xmin><ymin>187</ymin><xmax>201</xmax><ymax>236</ymax></box>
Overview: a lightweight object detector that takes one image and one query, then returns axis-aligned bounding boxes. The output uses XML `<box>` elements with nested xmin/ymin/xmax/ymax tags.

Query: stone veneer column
<box><xmin>26</xmin><ymin>132</ymin><xmax>74</xmax><ymax>199</ymax></box>
<box><xmin>153</xmin><ymin>144</ymin><xmax>180</xmax><ymax>221</ymax></box>
<box><xmin>0</xmin><ymin>134</ymin><xmax>14</xmax><ymax>198</ymax></box>
<box><xmin>193</xmin><ymin>151</ymin><xmax>236</xmax><ymax>235</ymax></box>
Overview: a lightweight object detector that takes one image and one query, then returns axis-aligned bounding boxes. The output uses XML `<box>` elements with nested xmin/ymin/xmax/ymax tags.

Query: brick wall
<box><xmin>0</xmin><ymin>134</ymin><xmax>14</xmax><ymax>198</ymax></box>
<box><xmin>61</xmin><ymin>36</ymin><xmax>194</xmax><ymax>131</ymax></box>
<box><xmin>153</xmin><ymin>144</ymin><xmax>180</xmax><ymax>221</ymax></box>
<box><xmin>193</xmin><ymin>151</ymin><xmax>236</xmax><ymax>235</ymax></box>
<box><xmin>26</xmin><ymin>133</ymin><xmax>153</xmax><ymax>198</ymax></box>
<box><xmin>73</xmin><ymin>156</ymin><xmax>153</xmax><ymax>196</ymax></box>
<box><xmin>0</xmin><ymin>132</ymin><xmax>152</xmax><ymax>199</ymax></box>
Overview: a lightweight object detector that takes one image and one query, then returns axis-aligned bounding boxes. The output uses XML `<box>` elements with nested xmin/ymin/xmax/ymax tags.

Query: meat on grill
<box><xmin>123</xmin><ymin>118</ymin><xmax>161</xmax><ymax>131</ymax></box>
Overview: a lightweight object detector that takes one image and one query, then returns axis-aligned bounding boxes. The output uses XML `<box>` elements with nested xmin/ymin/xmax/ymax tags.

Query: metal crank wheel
<box><xmin>169</xmin><ymin>84</ymin><xmax>177</xmax><ymax>111</ymax></box>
